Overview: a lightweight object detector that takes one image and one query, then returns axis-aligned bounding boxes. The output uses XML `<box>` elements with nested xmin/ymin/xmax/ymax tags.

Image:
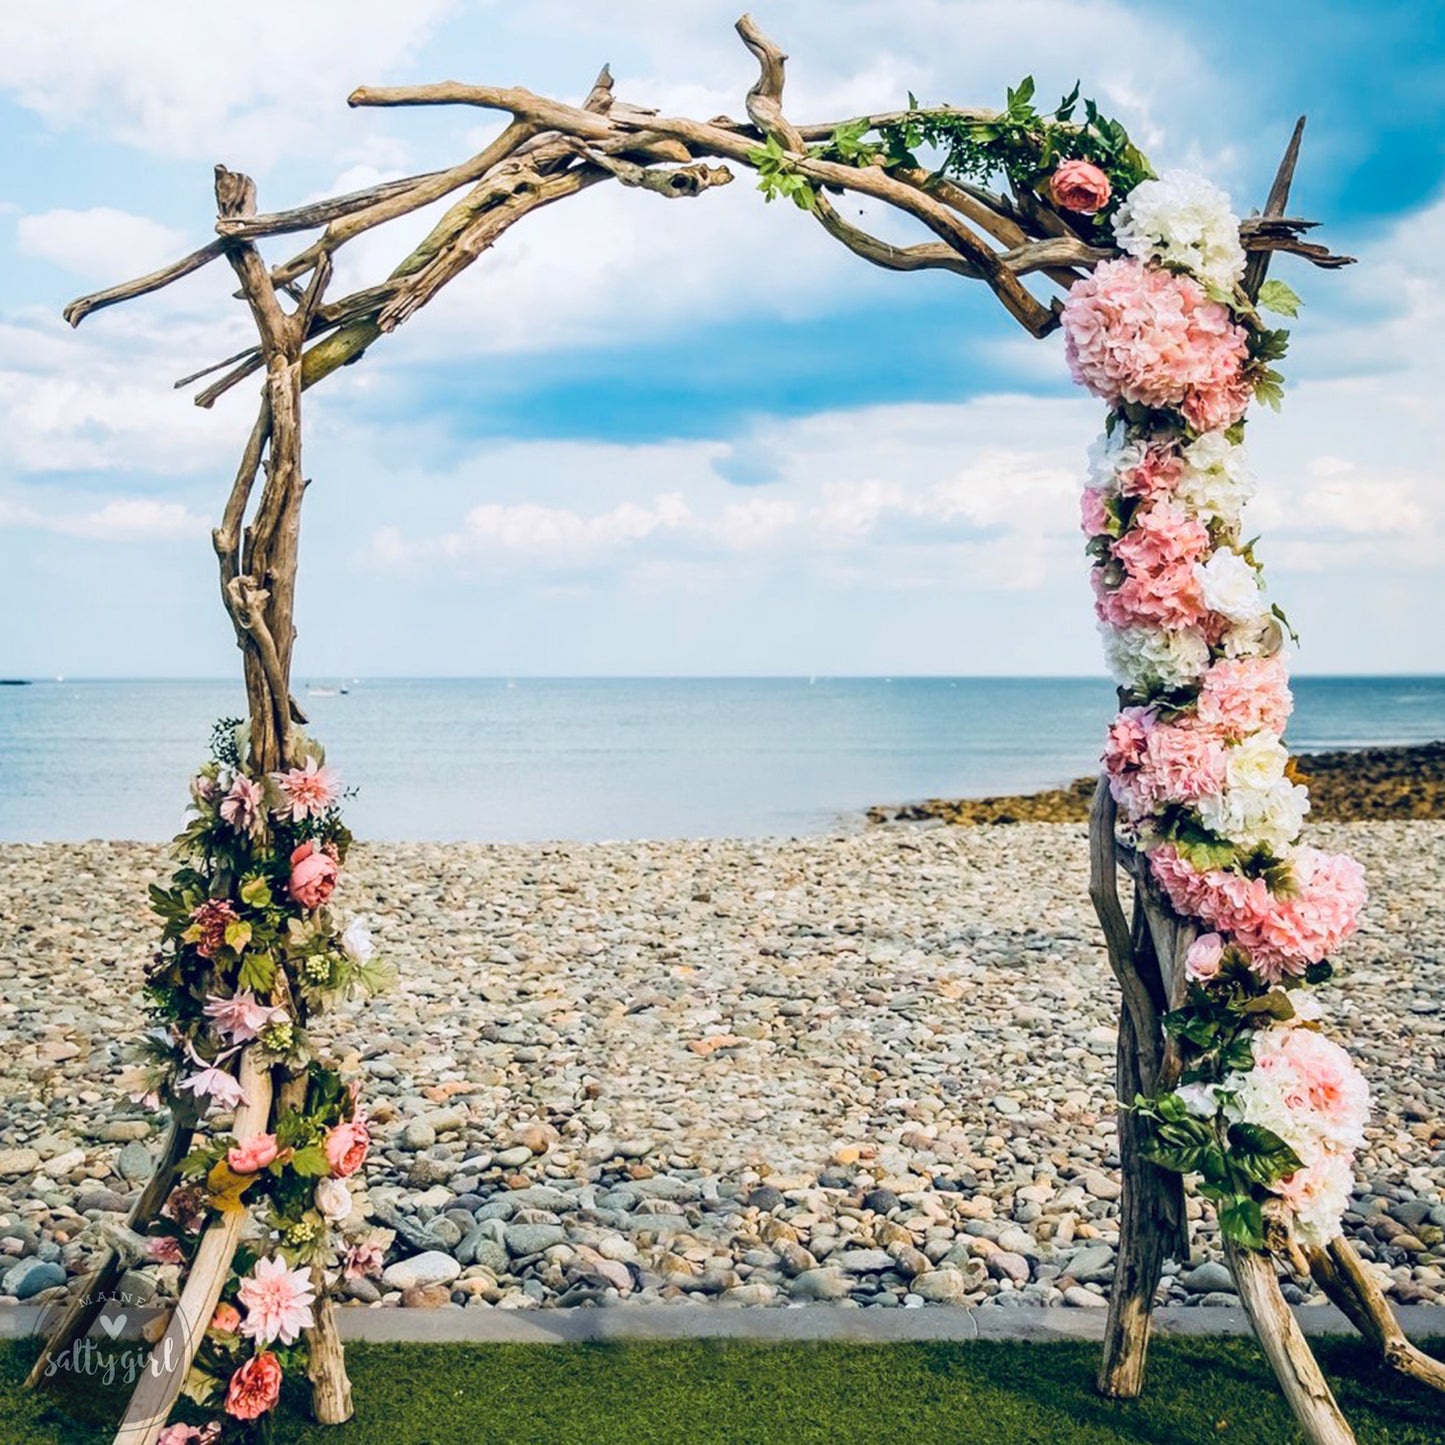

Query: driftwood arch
<box><xmin>30</xmin><ymin>15</ymin><xmax>1440</xmax><ymax>1445</ymax></box>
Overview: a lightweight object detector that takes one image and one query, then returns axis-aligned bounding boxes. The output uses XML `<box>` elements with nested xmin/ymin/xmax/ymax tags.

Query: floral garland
<box><xmin>122</xmin><ymin>720</ymin><xmax>391</xmax><ymax>1440</ymax></box>
<box><xmin>1055</xmin><ymin>165</ymin><xmax>1370</xmax><ymax>1252</ymax></box>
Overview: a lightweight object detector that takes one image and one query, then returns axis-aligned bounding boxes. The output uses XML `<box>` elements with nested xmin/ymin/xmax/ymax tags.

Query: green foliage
<box><xmin>1257</xmin><ymin>279</ymin><xmax>1302</xmax><ymax>318</ymax></box>
<box><xmin>747</xmin><ymin>134</ymin><xmax>816</xmax><ymax>210</ymax></box>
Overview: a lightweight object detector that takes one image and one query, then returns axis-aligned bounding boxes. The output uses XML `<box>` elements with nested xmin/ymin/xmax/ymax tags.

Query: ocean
<box><xmin>1</xmin><ymin>676</ymin><xmax>1441</xmax><ymax>844</ymax></box>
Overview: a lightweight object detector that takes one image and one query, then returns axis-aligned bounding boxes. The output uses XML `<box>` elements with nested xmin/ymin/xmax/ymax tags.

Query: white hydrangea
<box><xmin>340</xmin><ymin>917</ymin><xmax>375</xmax><ymax>965</ymax></box>
<box><xmin>1101</xmin><ymin>624</ymin><xmax>1211</xmax><ymax>693</ymax></box>
<box><xmin>1113</xmin><ymin>169</ymin><xmax>1247</xmax><ymax>296</ymax></box>
<box><xmin>1086</xmin><ymin>426</ymin><xmax>1144</xmax><ymax>495</ymax></box>
<box><xmin>1197</xmin><ymin>775</ymin><xmax>1308</xmax><ymax>856</ymax></box>
<box><xmin>1174</xmin><ymin>1082</ymin><xmax>1220</xmax><ymax>1119</ymax></box>
<box><xmin>1176</xmin><ymin>432</ymin><xmax>1255</xmax><ymax>524</ymax></box>
<box><xmin>1195</xmin><ymin>549</ymin><xmax>1266</xmax><ymax>622</ymax></box>
<box><xmin>1224</xmin><ymin>1027</ymin><xmax>1370</xmax><ymax>1158</ymax></box>
<box><xmin>1220</xmin><ymin>611</ymin><xmax>1286</xmax><ymax>660</ymax></box>
<box><xmin>1280</xmin><ymin>1151</ymin><xmax>1355</xmax><ymax>1249</ymax></box>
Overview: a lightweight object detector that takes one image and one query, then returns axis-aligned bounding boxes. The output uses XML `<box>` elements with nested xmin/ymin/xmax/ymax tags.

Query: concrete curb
<box><xmin>5</xmin><ymin>1302</ymin><xmax>1444</xmax><ymax>1346</ymax></box>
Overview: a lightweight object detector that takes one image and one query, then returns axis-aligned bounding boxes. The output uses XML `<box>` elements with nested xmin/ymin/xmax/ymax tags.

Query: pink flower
<box><xmin>325</xmin><ymin>1118</ymin><xmax>370</xmax><ymax>1178</ymax></box>
<box><xmin>1196</xmin><ymin>656</ymin><xmax>1294</xmax><ymax>739</ymax></box>
<box><xmin>158</xmin><ymin>1426</ymin><xmax>220</xmax><ymax>1445</ymax></box>
<box><xmin>289</xmin><ymin>841</ymin><xmax>339</xmax><ymax>910</ymax></box>
<box><xmin>1140</xmin><ymin>722</ymin><xmax>1226</xmax><ymax>805</ymax></box>
<box><xmin>187</xmin><ymin>900</ymin><xmax>238</xmax><ymax>961</ymax></box>
<box><xmin>1275</xmin><ymin>1150</ymin><xmax>1355</xmax><ymax>1248</ymax></box>
<box><xmin>204</xmin><ymin>991</ymin><xmax>280</xmax><ymax>1045</ymax></box>
<box><xmin>273</xmin><ymin>758</ymin><xmax>340</xmax><ymax>823</ymax></box>
<box><xmin>1079</xmin><ymin>486</ymin><xmax>1111</xmax><ymax>537</ymax></box>
<box><xmin>1117</xmin><ymin>442</ymin><xmax>1185</xmax><ymax>500</ymax></box>
<box><xmin>178</xmin><ymin>1062</ymin><xmax>248</xmax><ymax>1113</ymax></box>
<box><xmin>227</xmin><ymin>1132</ymin><xmax>279</xmax><ymax>1174</ymax></box>
<box><xmin>315</xmin><ymin>1177</ymin><xmax>352</xmax><ymax>1222</ymax></box>
<box><xmin>1050</xmin><ymin>159</ymin><xmax>1111</xmax><ymax>214</ymax></box>
<box><xmin>162</xmin><ymin>1186</ymin><xmax>207</xmax><ymax>1234</ymax></box>
<box><xmin>237</xmin><ymin>1256</ymin><xmax>315</xmax><ymax>1347</ymax></box>
<box><xmin>190</xmin><ymin>773</ymin><xmax>221</xmax><ymax>807</ymax></box>
<box><xmin>1096</xmin><ymin>499</ymin><xmax>1210</xmax><ymax>632</ymax></box>
<box><xmin>1250</xmin><ymin>1027</ymin><xmax>1370</xmax><ymax>1152</ymax></box>
<box><xmin>210</xmin><ymin>1303</ymin><xmax>242</xmax><ymax>1334</ymax></box>
<box><xmin>343</xmin><ymin>1241</ymin><xmax>385</xmax><ymax>1280</ymax></box>
<box><xmin>1061</xmin><ymin>258</ymin><xmax>1250</xmax><ymax>427</ymax></box>
<box><xmin>1185</xmin><ymin>933</ymin><xmax>1225</xmax><ymax>982</ymax></box>
<box><xmin>219</xmin><ymin>774</ymin><xmax>265</xmax><ymax>836</ymax></box>
<box><xmin>225</xmin><ymin>1351</ymin><xmax>283</xmax><ymax>1420</ymax></box>
<box><xmin>148</xmin><ymin>1235</ymin><xmax>185</xmax><ymax>1264</ymax></box>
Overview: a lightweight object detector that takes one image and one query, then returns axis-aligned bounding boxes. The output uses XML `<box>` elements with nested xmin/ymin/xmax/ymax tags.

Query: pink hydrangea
<box><xmin>1149</xmin><ymin>845</ymin><xmax>1366</xmax><ymax>981</ymax></box>
<box><xmin>1103</xmin><ymin>705</ymin><xmax>1156</xmax><ymax>814</ymax></box>
<box><xmin>1096</xmin><ymin>499</ymin><xmax>1210</xmax><ymax>631</ymax></box>
<box><xmin>1139</xmin><ymin>722</ymin><xmax>1226</xmax><ymax>805</ymax></box>
<box><xmin>1196</xmin><ymin>655</ymin><xmax>1294</xmax><ymax>739</ymax></box>
<box><xmin>1250</xmin><ymin>1026</ymin><xmax>1370</xmax><ymax>1153</ymax></box>
<box><xmin>1116</xmin><ymin>441</ymin><xmax>1186</xmax><ymax>500</ymax></box>
<box><xmin>1080</xmin><ymin>486</ymin><xmax>1111</xmax><ymax>537</ymax></box>
<box><xmin>1061</xmin><ymin>258</ymin><xmax>1251</xmax><ymax>428</ymax></box>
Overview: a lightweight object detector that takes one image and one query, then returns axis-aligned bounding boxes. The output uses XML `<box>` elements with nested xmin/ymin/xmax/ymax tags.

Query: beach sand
<box><xmin>0</xmin><ymin>821</ymin><xmax>1441</xmax><ymax>1311</ymax></box>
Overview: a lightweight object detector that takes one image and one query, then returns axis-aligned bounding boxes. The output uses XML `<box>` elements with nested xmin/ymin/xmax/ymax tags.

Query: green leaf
<box><xmin>237</xmin><ymin>950</ymin><xmax>277</xmax><ymax>993</ymax></box>
<box><xmin>1304</xmin><ymin>961</ymin><xmax>1334</xmax><ymax>985</ymax></box>
<box><xmin>239</xmin><ymin>875</ymin><xmax>273</xmax><ymax>909</ymax></box>
<box><xmin>289</xmin><ymin>1142</ymin><xmax>331</xmax><ymax>1178</ymax></box>
<box><xmin>1227</xmin><ymin>1122</ymin><xmax>1303</xmax><ymax>1187</ymax></box>
<box><xmin>1270</xmin><ymin>601</ymin><xmax>1301</xmax><ymax>646</ymax></box>
<box><xmin>1257</xmin><ymin>279</ymin><xmax>1302</xmax><ymax>318</ymax></box>
<box><xmin>1218</xmin><ymin>1195</ymin><xmax>1265</xmax><ymax>1249</ymax></box>
<box><xmin>223</xmin><ymin>919</ymin><xmax>253</xmax><ymax>952</ymax></box>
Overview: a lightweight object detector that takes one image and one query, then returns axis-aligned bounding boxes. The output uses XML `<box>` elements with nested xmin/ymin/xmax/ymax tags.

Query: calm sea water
<box><xmin>0</xmin><ymin>677</ymin><xmax>1441</xmax><ymax>843</ymax></box>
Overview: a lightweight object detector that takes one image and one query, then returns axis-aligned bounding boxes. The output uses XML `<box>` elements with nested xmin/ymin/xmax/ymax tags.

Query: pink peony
<box><xmin>1061</xmin><ymin>258</ymin><xmax>1250</xmax><ymax>427</ymax></box>
<box><xmin>227</xmin><ymin>1132</ymin><xmax>279</xmax><ymax>1174</ymax></box>
<box><xmin>237</xmin><ymin>1256</ymin><xmax>315</xmax><ymax>1347</ymax></box>
<box><xmin>343</xmin><ymin>1241</ymin><xmax>385</xmax><ymax>1280</ymax></box>
<box><xmin>325</xmin><ymin>1117</ymin><xmax>370</xmax><ymax>1177</ymax></box>
<box><xmin>1185</xmin><ymin>933</ymin><xmax>1225</xmax><ymax>982</ymax></box>
<box><xmin>188</xmin><ymin>900</ymin><xmax>238</xmax><ymax>961</ymax></box>
<box><xmin>273</xmin><ymin>758</ymin><xmax>340</xmax><ymax>823</ymax></box>
<box><xmin>1275</xmin><ymin>1150</ymin><xmax>1355</xmax><ymax>1248</ymax></box>
<box><xmin>204</xmin><ymin>991</ymin><xmax>280</xmax><ymax>1045</ymax></box>
<box><xmin>1050</xmin><ymin>158</ymin><xmax>1111</xmax><ymax>213</ymax></box>
<box><xmin>1249</xmin><ymin>1026</ymin><xmax>1370</xmax><ymax>1153</ymax></box>
<box><xmin>289</xmin><ymin>841</ymin><xmax>339</xmax><ymax>910</ymax></box>
<box><xmin>1196</xmin><ymin>655</ymin><xmax>1294</xmax><ymax>739</ymax></box>
<box><xmin>225</xmin><ymin>1352</ymin><xmax>282</xmax><ymax>1420</ymax></box>
<box><xmin>219</xmin><ymin>774</ymin><xmax>265</xmax><ymax>836</ymax></box>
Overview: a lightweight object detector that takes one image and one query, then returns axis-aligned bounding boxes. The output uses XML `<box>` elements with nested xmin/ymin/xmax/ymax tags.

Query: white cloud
<box><xmin>16</xmin><ymin>208</ymin><xmax>189</xmax><ymax>279</ymax></box>
<box><xmin>0</xmin><ymin>493</ymin><xmax>208</xmax><ymax>541</ymax></box>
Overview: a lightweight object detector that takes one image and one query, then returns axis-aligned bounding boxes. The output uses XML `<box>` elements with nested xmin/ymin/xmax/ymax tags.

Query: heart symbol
<box><xmin>99</xmin><ymin>1314</ymin><xmax>127</xmax><ymax>1340</ymax></box>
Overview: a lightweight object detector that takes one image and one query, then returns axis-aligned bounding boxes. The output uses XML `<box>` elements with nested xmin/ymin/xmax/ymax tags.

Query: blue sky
<box><xmin>2</xmin><ymin>0</ymin><xmax>1443</xmax><ymax>678</ymax></box>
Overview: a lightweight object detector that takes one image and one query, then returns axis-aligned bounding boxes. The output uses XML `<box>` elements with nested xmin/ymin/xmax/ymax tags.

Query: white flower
<box><xmin>1279</xmin><ymin>1151</ymin><xmax>1354</xmax><ymax>1249</ymax></box>
<box><xmin>1102</xmin><ymin>625</ymin><xmax>1211</xmax><ymax>693</ymax></box>
<box><xmin>1195</xmin><ymin>549</ymin><xmax>1265</xmax><ymax>622</ymax></box>
<box><xmin>1225</xmin><ymin>732</ymin><xmax>1289</xmax><ymax>792</ymax></box>
<box><xmin>1113</xmin><ymin>169</ymin><xmax>1247</xmax><ymax>296</ymax></box>
<box><xmin>1086</xmin><ymin>427</ymin><xmax>1144</xmax><ymax>494</ymax></box>
<box><xmin>1174</xmin><ymin>1082</ymin><xmax>1220</xmax><ymax>1119</ymax></box>
<box><xmin>340</xmin><ymin>917</ymin><xmax>375</xmax><ymax>966</ymax></box>
<box><xmin>314</xmin><ymin>1177</ymin><xmax>353</xmax><ymax>1223</ymax></box>
<box><xmin>1220</xmin><ymin>611</ymin><xmax>1286</xmax><ymax>660</ymax></box>
<box><xmin>1197</xmin><ymin>776</ymin><xmax>1308</xmax><ymax>856</ymax></box>
<box><xmin>1175</xmin><ymin>432</ymin><xmax>1255</xmax><ymax>525</ymax></box>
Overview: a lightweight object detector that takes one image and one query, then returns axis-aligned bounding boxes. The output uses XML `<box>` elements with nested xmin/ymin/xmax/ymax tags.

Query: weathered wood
<box><xmin>1225</xmin><ymin>1241</ymin><xmax>1357</xmax><ymax>1445</ymax></box>
<box><xmin>112</xmin><ymin>1050</ymin><xmax>271</xmax><ymax>1445</ymax></box>
<box><xmin>1243</xmin><ymin>117</ymin><xmax>1305</xmax><ymax>301</ymax></box>
<box><xmin>1309</xmin><ymin>1237</ymin><xmax>1445</xmax><ymax>1392</ymax></box>
<box><xmin>26</xmin><ymin>1099</ymin><xmax>201</xmax><ymax>1389</ymax></box>
<box><xmin>305</xmin><ymin>1276</ymin><xmax>353</xmax><ymax>1424</ymax></box>
<box><xmin>64</xmin><ymin>240</ymin><xmax>228</xmax><ymax>327</ymax></box>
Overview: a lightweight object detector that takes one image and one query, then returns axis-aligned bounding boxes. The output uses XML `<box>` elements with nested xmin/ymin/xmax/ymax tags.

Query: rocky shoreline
<box><xmin>1</xmin><ymin>823</ymin><xmax>1441</xmax><ymax>1316</ymax></box>
<box><xmin>867</xmin><ymin>740</ymin><xmax>1445</xmax><ymax>826</ymax></box>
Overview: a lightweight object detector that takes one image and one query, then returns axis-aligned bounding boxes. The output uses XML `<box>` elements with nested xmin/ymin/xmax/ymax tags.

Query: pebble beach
<box><xmin>1</xmin><ymin>821</ymin><xmax>1442</xmax><ymax>1315</ymax></box>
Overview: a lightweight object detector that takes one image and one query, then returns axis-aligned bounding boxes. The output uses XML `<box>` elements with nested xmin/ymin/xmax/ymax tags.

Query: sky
<box><xmin>2</xmin><ymin>0</ymin><xmax>1444</xmax><ymax>679</ymax></box>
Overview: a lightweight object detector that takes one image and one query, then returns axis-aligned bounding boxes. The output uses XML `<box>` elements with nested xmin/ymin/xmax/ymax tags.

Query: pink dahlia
<box><xmin>1061</xmin><ymin>258</ymin><xmax>1250</xmax><ymax>427</ymax></box>
<box><xmin>219</xmin><ymin>774</ymin><xmax>265</xmax><ymax>836</ymax></box>
<box><xmin>273</xmin><ymin>758</ymin><xmax>340</xmax><ymax>822</ymax></box>
<box><xmin>1196</xmin><ymin>655</ymin><xmax>1294</xmax><ymax>739</ymax></box>
<box><xmin>177</xmin><ymin>1061</ymin><xmax>249</xmax><ymax>1113</ymax></box>
<box><xmin>344</xmin><ymin>1241</ymin><xmax>385</xmax><ymax>1280</ymax></box>
<box><xmin>237</xmin><ymin>1255</ymin><xmax>315</xmax><ymax>1347</ymax></box>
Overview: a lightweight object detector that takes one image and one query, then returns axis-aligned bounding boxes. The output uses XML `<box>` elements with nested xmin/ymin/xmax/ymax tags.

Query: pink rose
<box><xmin>1185</xmin><ymin>933</ymin><xmax>1225</xmax><ymax>982</ymax></box>
<box><xmin>227</xmin><ymin>1133</ymin><xmax>279</xmax><ymax>1174</ymax></box>
<box><xmin>324</xmin><ymin>1118</ymin><xmax>370</xmax><ymax>1178</ymax></box>
<box><xmin>1050</xmin><ymin>159</ymin><xmax>1111</xmax><ymax>214</ymax></box>
<box><xmin>211</xmin><ymin>1302</ymin><xmax>242</xmax><ymax>1334</ymax></box>
<box><xmin>225</xmin><ymin>1351</ymin><xmax>282</xmax><ymax>1420</ymax></box>
<box><xmin>288</xmin><ymin>841</ymin><xmax>339</xmax><ymax>910</ymax></box>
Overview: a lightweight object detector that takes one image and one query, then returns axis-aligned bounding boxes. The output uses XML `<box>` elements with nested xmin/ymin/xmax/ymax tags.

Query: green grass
<box><xmin>4</xmin><ymin>1336</ymin><xmax>1444</xmax><ymax>1445</ymax></box>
